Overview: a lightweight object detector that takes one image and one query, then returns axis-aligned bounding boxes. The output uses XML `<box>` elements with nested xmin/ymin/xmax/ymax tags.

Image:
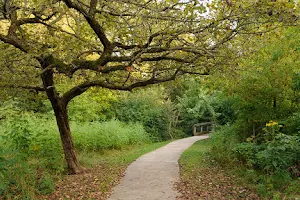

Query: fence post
<box><xmin>193</xmin><ymin>122</ymin><xmax>214</xmax><ymax>135</ymax></box>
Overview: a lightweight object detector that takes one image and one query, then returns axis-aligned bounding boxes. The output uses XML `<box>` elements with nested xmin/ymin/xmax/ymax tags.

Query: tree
<box><xmin>0</xmin><ymin>0</ymin><xmax>297</xmax><ymax>173</ymax></box>
<box><xmin>176</xmin><ymin>80</ymin><xmax>215</xmax><ymax>132</ymax></box>
<box><xmin>210</xmin><ymin>27</ymin><xmax>300</xmax><ymax>139</ymax></box>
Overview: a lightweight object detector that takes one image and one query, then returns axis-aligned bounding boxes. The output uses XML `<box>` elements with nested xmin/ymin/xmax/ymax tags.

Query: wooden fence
<box><xmin>193</xmin><ymin>122</ymin><xmax>214</xmax><ymax>136</ymax></box>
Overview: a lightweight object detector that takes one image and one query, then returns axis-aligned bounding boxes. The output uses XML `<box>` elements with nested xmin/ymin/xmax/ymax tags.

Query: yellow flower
<box><xmin>266</xmin><ymin>120</ymin><xmax>278</xmax><ymax>127</ymax></box>
<box><xmin>32</xmin><ymin>145</ymin><xmax>39</xmax><ymax>151</ymax></box>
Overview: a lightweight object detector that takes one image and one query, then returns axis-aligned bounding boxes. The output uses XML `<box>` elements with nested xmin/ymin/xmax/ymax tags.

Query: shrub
<box><xmin>114</xmin><ymin>89</ymin><xmax>173</xmax><ymax>141</ymax></box>
<box><xmin>0</xmin><ymin>114</ymin><xmax>63</xmax><ymax>198</ymax></box>
<box><xmin>256</xmin><ymin>134</ymin><xmax>300</xmax><ymax>173</ymax></box>
<box><xmin>234</xmin><ymin>121</ymin><xmax>300</xmax><ymax>174</ymax></box>
<box><xmin>233</xmin><ymin>142</ymin><xmax>258</xmax><ymax>167</ymax></box>
<box><xmin>209</xmin><ymin>124</ymin><xmax>239</xmax><ymax>165</ymax></box>
<box><xmin>212</xmin><ymin>94</ymin><xmax>237</xmax><ymax>125</ymax></box>
<box><xmin>233</xmin><ymin>122</ymin><xmax>300</xmax><ymax>195</ymax></box>
<box><xmin>68</xmin><ymin>88</ymin><xmax>117</xmax><ymax>122</ymax></box>
<box><xmin>283</xmin><ymin>112</ymin><xmax>300</xmax><ymax>136</ymax></box>
<box><xmin>212</xmin><ymin>121</ymin><xmax>300</xmax><ymax>197</ymax></box>
<box><xmin>176</xmin><ymin>86</ymin><xmax>216</xmax><ymax>135</ymax></box>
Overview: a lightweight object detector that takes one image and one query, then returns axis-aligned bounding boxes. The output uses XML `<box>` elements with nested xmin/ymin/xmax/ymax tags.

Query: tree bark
<box><xmin>52</xmin><ymin>98</ymin><xmax>84</xmax><ymax>174</ymax></box>
<box><xmin>40</xmin><ymin>62</ymin><xmax>84</xmax><ymax>174</ymax></box>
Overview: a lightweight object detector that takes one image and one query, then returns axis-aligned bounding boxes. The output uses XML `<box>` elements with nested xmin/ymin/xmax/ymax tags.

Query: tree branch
<box><xmin>88</xmin><ymin>0</ymin><xmax>98</xmax><ymax>17</ymax></box>
<box><xmin>62</xmin><ymin>0</ymin><xmax>111</xmax><ymax>48</ymax></box>
<box><xmin>0</xmin><ymin>34</ymin><xmax>28</xmax><ymax>52</ymax></box>
<box><xmin>61</xmin><ymin>68</ymin><xmax>209</xmax><ymax>104</ymax></box>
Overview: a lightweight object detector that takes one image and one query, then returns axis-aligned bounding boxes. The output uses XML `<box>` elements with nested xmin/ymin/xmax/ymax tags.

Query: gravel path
<box><xmin>108</xmin><ymin>135</ymin><xmax>209</xmax><ymax>200</ymax></box>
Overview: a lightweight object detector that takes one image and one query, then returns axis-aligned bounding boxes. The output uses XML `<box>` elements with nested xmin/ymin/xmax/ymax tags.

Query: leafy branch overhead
<box><xmin>0</xmin><ymin>0</ymin><xmax>298</xmax><ymax>96</ymax></box>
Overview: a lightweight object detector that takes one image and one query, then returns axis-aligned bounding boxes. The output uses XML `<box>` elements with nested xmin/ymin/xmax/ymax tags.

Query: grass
<box><xmin>79</xmin><ymin>141</ymin><xmax>171</xmax><ymax>167</ymax></box>
<box><xmin>72</xmin><ymin>120</ymin><xmax>151</xmax><ymax>151</ymax></box>
<box><xmin>179</xmin><ymin>138</ymin><xmax>212</xmax><ymax>172</ymax></box>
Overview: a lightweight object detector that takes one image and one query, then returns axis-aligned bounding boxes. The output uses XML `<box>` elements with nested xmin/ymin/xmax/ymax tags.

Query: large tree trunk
<box><xmin>40</xmin><ymin>62</ymin><xmax>84</xmax><ymax>174</ymax></box>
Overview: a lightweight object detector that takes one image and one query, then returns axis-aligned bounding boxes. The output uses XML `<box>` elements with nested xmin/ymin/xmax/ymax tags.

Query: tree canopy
<box><xmin>0</xmin><ymin>0</ymin><xmax>298</xmax><ymax>94</ymax></box>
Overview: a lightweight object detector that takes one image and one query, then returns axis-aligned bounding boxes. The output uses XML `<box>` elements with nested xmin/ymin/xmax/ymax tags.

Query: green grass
<box><xmin>72</xmin><ymin>120</ymin><xmax>151</xmax><ymax>151</ymax></box>
<box><xmin>179</xmin><ymin>138</ymin><xmax>212</xmax><ymax>174</ymax></box>
<box><xmin>79</xmin><ymin>141</ymin><xmax>171</xmax><ymax>167</ymax></box>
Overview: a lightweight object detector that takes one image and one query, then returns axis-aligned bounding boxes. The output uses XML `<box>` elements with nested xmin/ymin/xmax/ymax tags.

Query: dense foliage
<box><xmin>209</xmin><ymin>27</ymin><xmax>300</xmax><ymax>198</ymax></box>
<box><xmin>114</xmin><ymin>89</ymin><xmax>174</xmax><ymax>141</ymax></box>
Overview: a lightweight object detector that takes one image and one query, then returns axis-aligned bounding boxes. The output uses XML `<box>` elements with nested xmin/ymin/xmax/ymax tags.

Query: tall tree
<box><xmin>0</xmin><ymin>0</ymin><xmax>297</xmax><ymax>173</ymax></box>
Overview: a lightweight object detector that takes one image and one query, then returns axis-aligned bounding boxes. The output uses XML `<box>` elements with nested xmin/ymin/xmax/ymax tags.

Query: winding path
<box><xmin>108</xmin><ymin>135</ymin><xmax>209</xmax><ymax>200</ymax></box>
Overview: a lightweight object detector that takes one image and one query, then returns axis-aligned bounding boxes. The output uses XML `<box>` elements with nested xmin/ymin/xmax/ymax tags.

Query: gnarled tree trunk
<box><xmin>40</xmin><ymin>62</ymin><xmax>84</xmax><ymax>174</ymax></box>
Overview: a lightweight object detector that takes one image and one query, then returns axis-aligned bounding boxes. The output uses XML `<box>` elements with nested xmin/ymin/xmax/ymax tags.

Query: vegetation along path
<box><xmin>108</xmin><ymin>135</ymin><xmax>209</xmax><ymax>200</ymax></box>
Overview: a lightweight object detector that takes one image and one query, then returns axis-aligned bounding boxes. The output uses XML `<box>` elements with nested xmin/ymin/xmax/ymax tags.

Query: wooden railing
<box><xmin>193</xmin><ymin>122</ymin><xmax>214</xmax><ymax>136</ymax></box>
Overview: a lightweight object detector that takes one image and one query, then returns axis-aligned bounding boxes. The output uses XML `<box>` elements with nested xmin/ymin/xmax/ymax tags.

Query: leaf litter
<box><xmin>175</xmin><ymin>160</ymin><xmax>259</xmax><ymax>200</ymax></box>
<box><xmin>40</xmin><ymin>164</ymin><xmax>127</xmax><ymax>200</ymax></box>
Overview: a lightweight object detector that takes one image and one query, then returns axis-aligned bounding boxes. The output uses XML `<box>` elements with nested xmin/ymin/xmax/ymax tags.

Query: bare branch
<box><xmin>0</xmin><ymin>33</ymin><xmax>28</xmax><ymax>52</ymax></box>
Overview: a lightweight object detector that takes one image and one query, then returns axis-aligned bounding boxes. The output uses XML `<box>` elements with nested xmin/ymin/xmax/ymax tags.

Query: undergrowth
<box><xmin>209</xmin><ymin>124</ymin><xmax>300</xmax><ymax>199</ymax></box>
<box><xmin>0</xmin><ymin>114</ymin><xmax>151</xmax><ymax>199</ymax></box>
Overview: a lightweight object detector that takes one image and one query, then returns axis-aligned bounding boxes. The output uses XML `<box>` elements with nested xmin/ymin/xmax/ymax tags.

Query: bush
<box><xmin>0</xmin><ymin>114</ymin><xmax>63</xmax><ymax>198</ymax></box>
<box><xmin>233</xmin><ymin>142</ymin><xmax>258</xmax><ymax>167</ymax></box>
<box><xmin>212</xmin><ymin>94</ymin><xmax>237</xmax><ymax>126</ymax></box>
<box><xmin>283</xmin><ymin>112</ymin><xmax>300</xmax><ymax>136</ymax></box>
<box><xmin>211</xmin><ymin>122</ymin><xmax>300</xmax><ymax>197</ymax></box>
<box><xmin>234</xmin><ymin>120</ymin><xmax>300</xmax><ymax>173</ymax></box>
<box><xmin>114</xmin><ymin>89</ymin><xmax>174</xmax><ymax>141</ymax></box>
<box><xmin>233</xmin><ymin>123</ymin><xmax>300</xmax><ymax>196</ymax></box>
<box><xmin>176</xmin><ymin>85</ymin><xmax>216</xmax><ymax>135</ymax></box>
<box><xmin>258</xmin><ymin>136</ymin><xmax>299</xmax><ymax>172</ymax></box>
<box><xmin>68</xmin><ymin>87</ymin><xmax>117</xmax><ymax>122</ymax></box>
<box><xmin>209</xmin><ymin>124</ymin><xmax>239</xmax><ymax>165</ymax></box>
